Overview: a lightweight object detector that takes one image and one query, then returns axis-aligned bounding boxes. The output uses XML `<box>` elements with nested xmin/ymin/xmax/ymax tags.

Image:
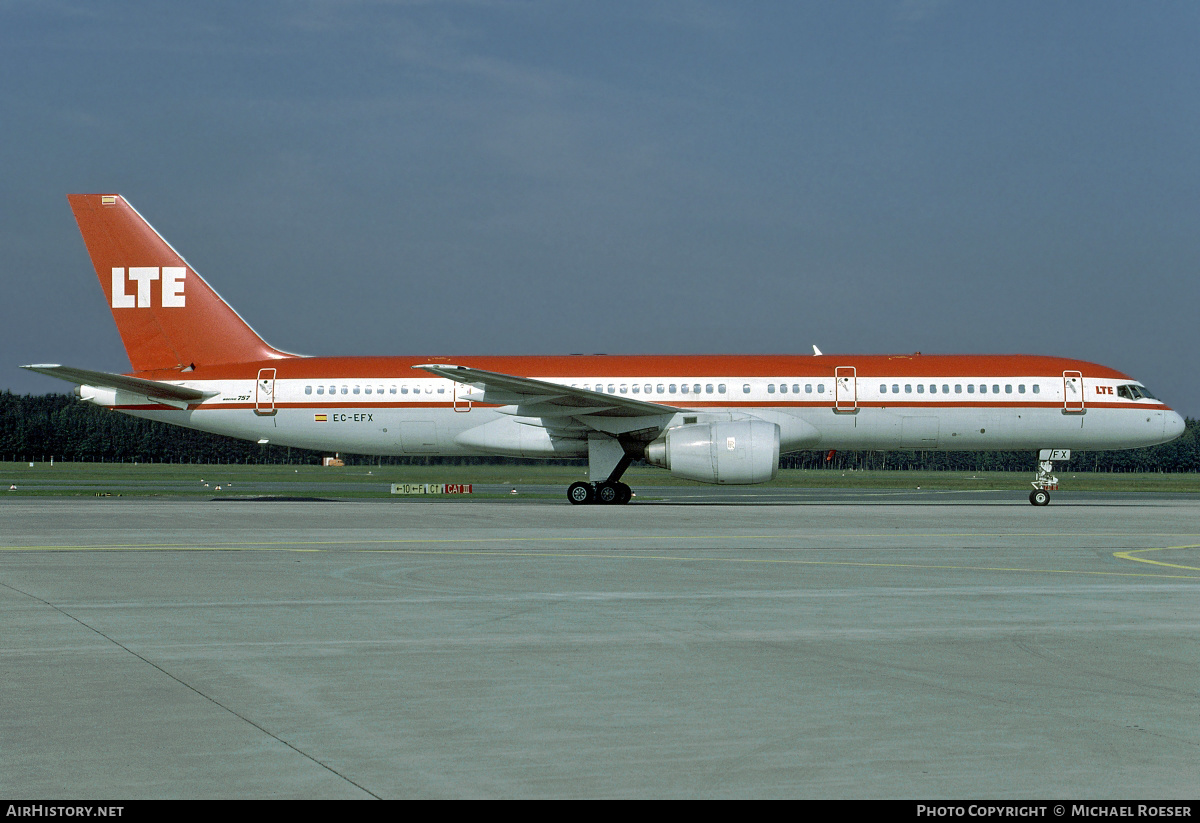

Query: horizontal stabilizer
<box><xmin>21</xmin><ymin>364</ymin><xmax>213</xmax><ymax>403</ymax></box>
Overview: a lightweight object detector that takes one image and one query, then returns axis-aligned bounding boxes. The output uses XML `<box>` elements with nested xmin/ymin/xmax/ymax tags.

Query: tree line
<box><xmin>2</xmin><ymin>390</ymin><xmax>1197</xmax><ymax>471</ymax></box>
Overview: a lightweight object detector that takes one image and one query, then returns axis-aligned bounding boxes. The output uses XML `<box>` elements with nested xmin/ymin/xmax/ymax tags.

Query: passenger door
<box><xmin>255</xmin><ymin>368</ymin><xmax>277</xmax><ymax>416</ymax></box>
<box><xmin>835</xmin><ymin>366</ymin><xmax>857</xmax><ymax>412</ymax></box>
<box><xmin>1063</xmin><ymin>370</ymin><xmax>1084</xmax><ymax>414</ymax></box>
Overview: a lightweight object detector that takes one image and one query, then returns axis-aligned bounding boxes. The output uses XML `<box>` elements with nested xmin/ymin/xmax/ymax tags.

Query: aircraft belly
<box><xmin>453</xmin><ymin>415</ymin><xmax>588</xmax><ymax>458</ymax></box>
<box><xmin>834</xmin><ymin>407</ymin><xmax>1167</xmax><ymax>451</ymax></box>
<box><xmin>1071</xmin><ymin>407</ymin><xmax>1175</xmax><ymax>450</ymax></box>
<box><xmin>748</xmin><ymin>410</ymin><xmax>822</xmax><ymax>451</ymax></box>
<box><xmin>113</xmin><ymin>403</ymin><xmax>1174</xmax><ymax>460</ymax></box>
<box><xmin>117</xmin><ymin>407</ymin><xmax>467</xmax><ymax>457</ymax></box>
<box><xmin>900</xmin><ymin>416</ymin><xmax>940</xmax><ymax>449</ymax></box>
<box><xmin>264</xmin><ymin>408</ymin><xmax>507</xmax><ymax>456</ymax></box>
<box><xmin>781</xmin><ymin>407</ymin><xmax>1164</xmax><ymax>452</ymax></box>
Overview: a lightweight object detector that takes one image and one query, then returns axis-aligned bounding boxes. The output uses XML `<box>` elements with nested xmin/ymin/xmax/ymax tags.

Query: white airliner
<box><xmin>23</xmin><ymin>194</ymin><xmax>1186</xmax><ymax>505</ymax></box>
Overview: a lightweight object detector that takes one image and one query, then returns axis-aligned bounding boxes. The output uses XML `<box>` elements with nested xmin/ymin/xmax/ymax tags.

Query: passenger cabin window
<box><xmin>305</xmin><ymin>385</ymin><xmax>312</xmax><ymax>395</ymax></box>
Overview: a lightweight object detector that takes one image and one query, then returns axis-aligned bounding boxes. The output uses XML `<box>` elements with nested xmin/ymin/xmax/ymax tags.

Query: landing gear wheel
<box><xmin>1029</xmin><ymin>489</ymin><xmax>1050</xmax><ymax>506</ymax></box>
<box><xmin>596</xmin><ymin>482</ymin><xmax>620</xmax><ymax>505</ymax></box>
<box><xmin>567</xmin><ymin>482</ymin><xmax>595</xmax><ymax>505</ymax></box>
<box><xmin>615</xmin><ymin>482</ymin><xmax>632</xmax><ymax>504</ymax></box>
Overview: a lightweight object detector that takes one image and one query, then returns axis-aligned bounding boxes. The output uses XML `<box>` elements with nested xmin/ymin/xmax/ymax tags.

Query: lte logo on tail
<box><xmin>111</xmin><ymin>267</ymin><xmax>186</xmax><ymax>308</ymax></box>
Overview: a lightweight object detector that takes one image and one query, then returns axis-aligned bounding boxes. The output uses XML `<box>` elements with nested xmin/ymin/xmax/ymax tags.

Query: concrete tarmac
<box><xmin>2</xmin><ymin>492</ymin><xmax>1198</xmax><ymax>798</ymax></box>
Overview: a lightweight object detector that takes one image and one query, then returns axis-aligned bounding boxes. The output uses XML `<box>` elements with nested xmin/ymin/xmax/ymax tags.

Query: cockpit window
<box><xmin>1117</xmin><ymin>384</ymin><xmax>1157</xmax><ymax>400</ymax></box>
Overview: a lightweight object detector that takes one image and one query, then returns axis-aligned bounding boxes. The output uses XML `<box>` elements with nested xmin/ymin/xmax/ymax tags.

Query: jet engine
<box><xmin>644</xmin><ymin>420</ymin><xmax>780</xmax><ymax>484</ymax></box>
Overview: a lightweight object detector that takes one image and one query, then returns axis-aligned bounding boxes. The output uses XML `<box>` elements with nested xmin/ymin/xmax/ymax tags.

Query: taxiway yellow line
<box><xmin>3</xmin><ymin>535</ymin><xmax>1200</xmax><ymax>579</ymax></box>
<box><xmin>1111</xmin><ymin>545</ymin><xmax>1200</xmax><ymax>573</ymax></box>
<box><xmin>3</xmin><ymin>531</ymin><xmax>1199</xmax><ymax>552</ymax></box>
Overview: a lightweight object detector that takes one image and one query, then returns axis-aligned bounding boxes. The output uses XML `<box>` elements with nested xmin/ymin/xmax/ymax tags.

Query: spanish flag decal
<box><xmin>314</xmin><ymin>414</ymin><xmax>328</xmax><ymax>422</ymax></box>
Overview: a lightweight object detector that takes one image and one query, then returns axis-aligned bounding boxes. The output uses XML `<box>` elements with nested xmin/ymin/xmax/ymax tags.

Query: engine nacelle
<box><xmin>644</xmin><ymin>420</ymin><xmax>780</xmax><ymax>485</ymax></box>
<box><xmin>77</xmin><ymin>384</ymin><xmax>119</xmax><ymax>407</ymax></box>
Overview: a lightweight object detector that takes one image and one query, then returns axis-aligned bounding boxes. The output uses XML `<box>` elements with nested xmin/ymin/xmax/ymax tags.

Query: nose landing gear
<box><xmin>1030</xmin><ymin>449</ymin><xmax>1069</xmax><ymax>506</ymax></box>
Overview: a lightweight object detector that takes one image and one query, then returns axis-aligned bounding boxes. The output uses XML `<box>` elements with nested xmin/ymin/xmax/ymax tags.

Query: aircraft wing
<box><xmin>21</xmin><ymin>364</ymin><xmax>213</xmax><ymax>403</ymax></box>
<box><xmin>413</xmin><ymin>364</ymin><xmax>685</xmax><ymax>418</ymax></box>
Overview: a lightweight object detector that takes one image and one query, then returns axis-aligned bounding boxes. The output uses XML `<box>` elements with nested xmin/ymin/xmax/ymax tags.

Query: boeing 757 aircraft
<box><xmin>23</xmin><ymin>194</ymin><xmax>1186</xmax><ymax>505</ymax></box>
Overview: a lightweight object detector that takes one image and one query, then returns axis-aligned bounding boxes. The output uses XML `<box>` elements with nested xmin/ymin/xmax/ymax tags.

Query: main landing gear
<box><xmin>567</xmin><ymin>435</ymin><xmax>636</xmax><ymax>505</ymax></box>
<box><xmin>1029</xmin><ymin>449</ymin><xmax>1070</xmax><ymax>506</ymax></box>
<box><xmin>567</xmin><ymin>480</ymin><xmax>633</xmax><ymax>505</ymax></box>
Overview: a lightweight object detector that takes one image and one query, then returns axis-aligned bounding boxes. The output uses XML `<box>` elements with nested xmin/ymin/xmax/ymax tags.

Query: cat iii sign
<box><xmin>390</xmin><ymin>484</ymin><xmax>473</xmax><ymax>495</ymax></box>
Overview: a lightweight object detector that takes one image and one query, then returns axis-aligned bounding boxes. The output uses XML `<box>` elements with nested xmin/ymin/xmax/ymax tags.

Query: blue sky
<box><xmin>3</xmin><ymin>1</ymin><xmax>1198</xmax><ymax>415</ymax></box>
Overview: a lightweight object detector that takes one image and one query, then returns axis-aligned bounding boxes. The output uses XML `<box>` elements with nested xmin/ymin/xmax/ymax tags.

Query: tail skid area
<box><xmin>67</xmin><ymin>194</ymin><xmax>294</xmax><ymax>373</ymax></box>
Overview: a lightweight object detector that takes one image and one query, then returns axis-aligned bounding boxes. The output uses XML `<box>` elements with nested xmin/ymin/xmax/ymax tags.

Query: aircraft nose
<box><xmin>1165</xmin><ymin>410</ymin><xmax>1186</xmax><ymax>441</ymax></box>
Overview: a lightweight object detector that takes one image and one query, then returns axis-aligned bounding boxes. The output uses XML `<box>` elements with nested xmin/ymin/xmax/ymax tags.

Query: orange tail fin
<box><xmin>67</xmin><ymin>194</ymin><xmax>293</xmax><ymax>373</ymax></box>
